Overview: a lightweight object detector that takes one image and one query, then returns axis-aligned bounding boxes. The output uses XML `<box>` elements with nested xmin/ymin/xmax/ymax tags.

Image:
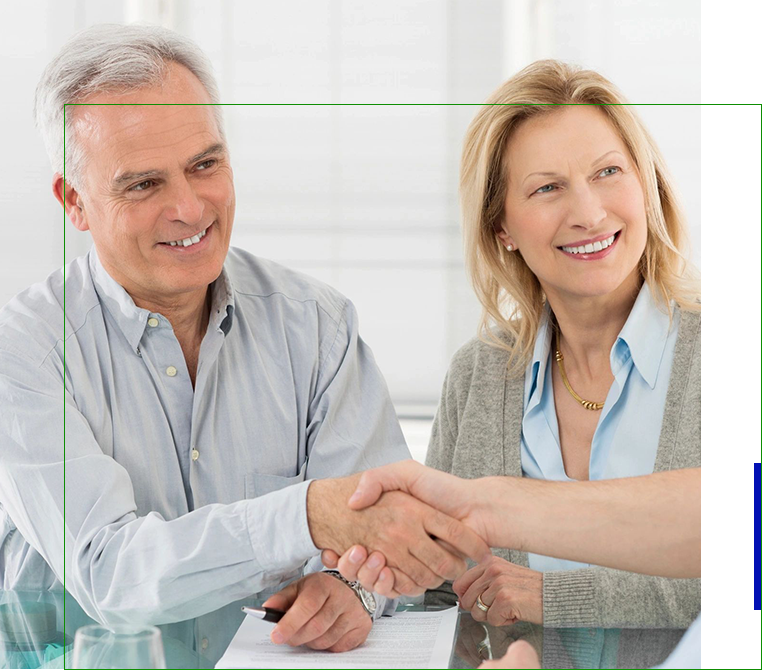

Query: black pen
<box><xmin>241</xmin><ymin>606</ymin><xmax>286</xmax><ymax>623</ymax></box>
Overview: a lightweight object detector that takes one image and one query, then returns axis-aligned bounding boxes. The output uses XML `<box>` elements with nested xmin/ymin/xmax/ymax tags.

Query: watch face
<box><xmin>358</xmin><ymin>588</ymin><xmax>376</xmax><ymax>614</ymax></box>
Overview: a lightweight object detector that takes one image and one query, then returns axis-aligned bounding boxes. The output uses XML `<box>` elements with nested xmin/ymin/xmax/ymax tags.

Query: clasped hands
<box><xmin>264</xmin><ymin>461</ymin><xmax>541</xmax><ymax>654</ymax></box>
<box><xmin>315</xmin><ymin>461</ymin><xmax>543</xmax><ymax>626</ymax></box>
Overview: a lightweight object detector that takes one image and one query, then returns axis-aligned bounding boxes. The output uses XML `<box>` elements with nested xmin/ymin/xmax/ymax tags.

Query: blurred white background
<box><xmin>1</xmin><ymin>0</ymin><xmax>700</xmax><ymax>459</ymax></box>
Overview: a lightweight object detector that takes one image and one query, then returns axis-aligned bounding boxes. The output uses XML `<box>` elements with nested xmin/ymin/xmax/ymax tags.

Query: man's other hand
<box><xmin>262</xmin><ymin>572</ymin><xmax>372</xmax><ymax>652</ymax></box>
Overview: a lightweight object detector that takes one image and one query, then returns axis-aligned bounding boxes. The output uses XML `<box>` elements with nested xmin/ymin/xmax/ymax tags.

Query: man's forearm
<box><xmin>483</xmin><ymin>469</ymin><xmax>700</xmax><ymax>578</ymax></box>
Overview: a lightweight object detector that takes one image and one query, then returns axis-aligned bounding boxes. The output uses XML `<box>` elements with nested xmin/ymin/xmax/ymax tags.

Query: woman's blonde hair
<box><xmin>461</xmin><ymin>59</ymin><xmax>700</xmax><ymax>373</ymax></box>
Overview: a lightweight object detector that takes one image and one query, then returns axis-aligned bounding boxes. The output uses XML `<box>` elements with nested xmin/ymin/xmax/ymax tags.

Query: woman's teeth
<box><xmin>561</xmin><ymin>233</ymin><xmax>616</xmax><ymax>255</ymax></box>
<box><xmin>166</xmin><ymin>228</ymin><xmax>207</xmax><ymax>247</ymax></box>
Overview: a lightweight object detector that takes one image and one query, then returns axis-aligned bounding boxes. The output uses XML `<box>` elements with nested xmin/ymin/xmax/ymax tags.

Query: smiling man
<box><xmin>0</xmin><ymin>24</ymin><xmax>489</xmax><ymax>653</ymax></box>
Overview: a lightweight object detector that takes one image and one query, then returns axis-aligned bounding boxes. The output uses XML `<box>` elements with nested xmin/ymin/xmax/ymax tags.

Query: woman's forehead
<box><xmin>505</xmin><ymin>106</ymin><xmax>628</xmax><ymax>176</ymax></box>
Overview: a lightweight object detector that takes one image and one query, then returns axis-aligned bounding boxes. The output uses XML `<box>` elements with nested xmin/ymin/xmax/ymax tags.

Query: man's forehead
<box><xmin>75</xmin><ymin>103</ymin><xmax>222</xmax><ymax>179</ymax></box>
<box><xmin>72</xmin><ymin>61</ymin><xmax>222</xmax><ymax>176</ymax></box>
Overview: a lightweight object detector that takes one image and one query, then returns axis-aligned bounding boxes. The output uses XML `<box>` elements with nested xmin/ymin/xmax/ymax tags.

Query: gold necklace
<box><xmin>554</xmin><ymin>335</ymin><xmax>604</xmax><ymax>411</ymax></box>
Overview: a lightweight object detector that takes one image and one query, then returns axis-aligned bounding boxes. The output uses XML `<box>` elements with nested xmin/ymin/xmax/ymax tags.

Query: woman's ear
<box><xmin>496</xmin><ymin>228</ymin><xmax>517</xmax><ymax>252</ymax></box>
<box><xmin>52</xmin><ymin>173</ymin><xmax>89</xmax><ymax>232</ymax></box>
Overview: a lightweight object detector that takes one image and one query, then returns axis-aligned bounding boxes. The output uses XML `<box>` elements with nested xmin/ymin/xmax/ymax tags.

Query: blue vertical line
<box><xmin>755</xmin><ymin>463</ymin><xmax>760</xmax><ymax>610</ymax></box>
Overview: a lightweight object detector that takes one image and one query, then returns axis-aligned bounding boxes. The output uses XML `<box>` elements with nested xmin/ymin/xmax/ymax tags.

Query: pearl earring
<box><xmin>506</xmin><ymin>244</ymin><xmax>514</xmax><ymax>251</ymax></box>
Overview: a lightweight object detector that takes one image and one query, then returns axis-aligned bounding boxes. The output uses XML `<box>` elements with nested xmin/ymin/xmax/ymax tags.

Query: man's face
<box><xmin>72</xmin><ymin>62</ymin><xmax>235</xmax><ymax>303</ymax></box>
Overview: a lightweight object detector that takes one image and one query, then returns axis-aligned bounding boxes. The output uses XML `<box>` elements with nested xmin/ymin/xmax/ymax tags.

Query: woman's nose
<box><xmin>566</xmin><ymin>184</ymin><xmax>606</xmax><ymax>230</ymax></box>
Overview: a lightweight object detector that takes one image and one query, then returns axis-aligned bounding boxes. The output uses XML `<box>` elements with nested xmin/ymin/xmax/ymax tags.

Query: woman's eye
<box><xmin>534</xmin><ymin>183</ymin><xmax>556</xmax><ymax>194</ymax></box>
<box><xmin>599</xmin><ymin>166</ymin><xmax>620</xmax><ymax>177</ymax></box>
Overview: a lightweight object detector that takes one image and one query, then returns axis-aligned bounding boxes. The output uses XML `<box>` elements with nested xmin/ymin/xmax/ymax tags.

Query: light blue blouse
<box><xmin>521</xmin><ymin>283</ymin><xmax>680</xmax><ymax>572</ymax></box>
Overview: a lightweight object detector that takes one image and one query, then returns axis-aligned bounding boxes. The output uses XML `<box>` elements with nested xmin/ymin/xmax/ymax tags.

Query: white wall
<box><xmin>1</xmin><ymin>0</ymin><xmax>700</xmax><ymax>413</ymax></box>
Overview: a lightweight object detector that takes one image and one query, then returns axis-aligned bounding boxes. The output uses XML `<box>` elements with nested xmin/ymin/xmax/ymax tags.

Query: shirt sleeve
<box><xmin>297</xmin><ymin>297</ymin><xmax>409</xmax><ymax>618</ymax></box>
<box><xmin>0</xmin><ymin>346</ymin><xmax>319</xmax><ymax>626</ymax></box>
<box><xmin>302</xmin><ymin>296</ymin><xmax>410</xmax><ymax>479</ymax></box>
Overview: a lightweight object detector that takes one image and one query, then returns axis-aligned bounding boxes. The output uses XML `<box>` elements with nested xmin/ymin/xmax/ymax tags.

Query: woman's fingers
<box><xmin>335</xmin><ymin>545</ymin><xmax>369</xmax><ymax>581</ymax></box>
<box><xmin>454</xmin><ymin>562</ymin><xmax>488</xmax><ymax>602</ymax></box>
<box><xmin>321</xmin><ymin>549</ymin><xmax>340</xmax><ymax>568</ymax></box>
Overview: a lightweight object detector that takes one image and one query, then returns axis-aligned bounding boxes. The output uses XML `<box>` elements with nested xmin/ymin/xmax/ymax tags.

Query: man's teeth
<box><xmin>166</xmin><ymin>228</ymin><xmax>207</xmax><ymax>247</ymax></box>
<box><xmin>561</xmin><ymin>233</ymin><xmax>616</xmax><ymax>255</ymax></box>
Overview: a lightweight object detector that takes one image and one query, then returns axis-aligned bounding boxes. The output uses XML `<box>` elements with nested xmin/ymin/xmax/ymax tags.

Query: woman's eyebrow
<box><xmin>521</xmin><ymin>150</ymin><xmax>625</xmax><ymax>185</ymax></box>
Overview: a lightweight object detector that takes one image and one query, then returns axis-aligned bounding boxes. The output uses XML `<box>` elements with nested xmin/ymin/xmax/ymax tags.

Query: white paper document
<box><xmin>216</xmin><ymin>607</ymin><xmax>459</xmax><ymax>669</ymax></box>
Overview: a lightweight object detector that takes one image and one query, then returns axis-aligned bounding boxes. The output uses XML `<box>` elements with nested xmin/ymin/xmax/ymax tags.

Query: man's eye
<box><xmin>129</xmin><ymin>180</ymin><xmax>154</xmax><ymax>192</ymax></box>
<box><xmin>599</xmin><ymin>166</ymin><xmax>620</xmax><ymax>177</ymax></box>
<box><xmin>196</xmin><ymin>159</ymin><xmax>216</xmax><ymax>171</ymax></box>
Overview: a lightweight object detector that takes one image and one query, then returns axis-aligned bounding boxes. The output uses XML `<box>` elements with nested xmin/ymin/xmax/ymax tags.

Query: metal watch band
<box><xmin>323</xmin><ymin>570</ymin><xmax>376</xmax><ymax>617</ymax></box>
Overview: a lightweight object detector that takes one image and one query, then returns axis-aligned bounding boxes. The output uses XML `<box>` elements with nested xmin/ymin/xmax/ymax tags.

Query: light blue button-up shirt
<box><xmin>0</xmin><ymin>246</ymin><xmax>409</xmax><ymax>625</ymax></box>
<box><xmin>522</xmin><ymin>283</ymin><xmax>680</xmax><ymax>572</ymax></box>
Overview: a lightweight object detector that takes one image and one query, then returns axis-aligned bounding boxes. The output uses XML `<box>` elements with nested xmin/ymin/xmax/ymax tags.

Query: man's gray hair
<box><xmin>34</xmin><ymin>23</ymin><xmax>225</xmax><ymax>192</ymax></box>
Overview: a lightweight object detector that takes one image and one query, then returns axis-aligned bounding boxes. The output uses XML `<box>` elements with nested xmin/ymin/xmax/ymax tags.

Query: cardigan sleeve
<box><xmin>422</xmin><ymin>365</ymin><xmax>460</xmax><ymax>607</ymax></box>
<box><xmin>542</xmin><ymin>567</ymin><xmax>700</xmax><ymax>629</ymax></box>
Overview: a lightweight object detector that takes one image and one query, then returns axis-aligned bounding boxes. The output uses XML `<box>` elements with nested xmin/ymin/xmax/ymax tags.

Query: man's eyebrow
<box><xmin>186</xmin><ymin>143</ymin><xmax>226</xmax><ymax>167</ymax></box>
<box><xmin>521</xmin><ymin>150</ymin><xmax>625</xmax><ymax>184</ymax></box>
<box><xmin>112</xmin><ymin>168</ymin><xmax>166</xmax><ymax>189</ymax></box>
<box><xmin>111</xmin><ymin>143</ymin><xmax>226</xmax><ymax>189</ymax></box>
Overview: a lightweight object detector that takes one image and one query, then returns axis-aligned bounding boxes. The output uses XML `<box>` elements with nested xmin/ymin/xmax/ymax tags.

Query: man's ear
<box><xmin>496</xmin><ymin>227</ymin><xmax>517</xmax><ymax>251</ymax></box>
<box><xmin>52</xmin><ymin>173</ymin><xmax>89</xmax><ymax>232</ymax></box>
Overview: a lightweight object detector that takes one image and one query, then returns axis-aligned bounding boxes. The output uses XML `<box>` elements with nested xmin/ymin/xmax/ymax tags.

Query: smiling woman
<box><xmin>371</xmin><ymin>59</ymin><xmax>702</xmax><ymax>645</ymax></box>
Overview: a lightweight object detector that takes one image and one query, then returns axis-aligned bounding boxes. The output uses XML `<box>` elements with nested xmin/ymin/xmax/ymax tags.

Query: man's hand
<box><xmin>345</xmin><ymin>460</ymin><xmax>500</xmax><ymax>542</ymax></box>
<box><xmin>262</xmin><ymin>572</ymin><xmax>372</xmax><ymax>652</ymax></box>
<box><xmin>454</xmin><ymin>556</ymin><xmax>543</xmax><ymax>626</ymax></box>
<box><xmin>318</xmin><ymin>461</ymin><xmax>502</xmax><ymax>596</ymax></box>
<box><xmin>308</xmin><ymin>474</ymin><xmax>491</xmax><ymax>596</ymax></box>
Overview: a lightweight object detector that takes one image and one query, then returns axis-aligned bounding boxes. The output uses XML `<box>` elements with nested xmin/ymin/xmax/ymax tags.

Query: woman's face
<box><xmin>498</xmin><ymin>106</ymin><xmax>648</xmax><ymax>305</ymax></box>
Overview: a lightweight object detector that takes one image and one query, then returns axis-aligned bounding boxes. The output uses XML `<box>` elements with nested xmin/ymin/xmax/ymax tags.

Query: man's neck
<box><xmin>133</xmin><ymin>287</ymin><xmax>211</xmax><ymax>350</ymax></box>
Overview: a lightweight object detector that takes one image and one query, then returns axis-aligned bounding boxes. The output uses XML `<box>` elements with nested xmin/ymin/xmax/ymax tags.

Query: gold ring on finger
<box><xmin>476</xmin><ymin>593</ymin><xmax>490</xmax><ymax>613</ymax></box>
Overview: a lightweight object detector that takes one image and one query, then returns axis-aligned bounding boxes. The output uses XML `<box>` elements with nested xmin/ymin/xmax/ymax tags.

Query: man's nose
<box><xmin>565</xmin><ymin>183</ymin><xmax>607</xmax><ymax>230</ymax></box>
<box><xmin>164</xmin><ymin>177</ymin><xmax>205</xmax><ymax>226</ymax></box>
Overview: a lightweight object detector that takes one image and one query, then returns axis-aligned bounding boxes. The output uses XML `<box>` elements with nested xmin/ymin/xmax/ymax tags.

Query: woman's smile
<box><xmin>557</xmin><ymin>230</ymin><xmax>621</xmax><ymax>261</ymax></box>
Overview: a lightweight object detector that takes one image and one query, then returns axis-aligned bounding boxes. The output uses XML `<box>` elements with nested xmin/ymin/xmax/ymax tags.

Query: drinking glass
<box><xmin>72</xmin><ymin>624</ymin><xmax>166</xmax><ymax>669</ymax></box>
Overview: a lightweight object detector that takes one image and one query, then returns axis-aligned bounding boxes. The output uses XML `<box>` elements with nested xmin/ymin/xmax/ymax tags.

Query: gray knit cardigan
<box><xmin>424</xmin><ymin>310</ymin><xmax>700</xmax><ymax>629</ymax></box>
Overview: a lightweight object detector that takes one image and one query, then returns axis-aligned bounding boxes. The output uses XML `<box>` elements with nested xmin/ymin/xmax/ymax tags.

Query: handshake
<box><xmin>306</xmin><ymin>460</ymin><xmax>501</xmax><ymax>598</ymax></box>
<box><xmin>266</xmin><ymin>460</ymin><xmax>698</xmax><ymax>660</ymax></box>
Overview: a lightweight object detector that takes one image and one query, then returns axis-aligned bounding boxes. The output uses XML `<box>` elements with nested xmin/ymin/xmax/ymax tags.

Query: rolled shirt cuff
<box><xmin>245</xmin><ymin>479</ymin><xmax>319</xmax><ymax>575</ymax></box>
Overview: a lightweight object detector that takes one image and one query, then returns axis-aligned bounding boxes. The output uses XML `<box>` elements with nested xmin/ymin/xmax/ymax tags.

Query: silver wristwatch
<box><xmin>324</xmin><ymin>570</ymin><xmax>377</xmax><ymax>618</ymax></box>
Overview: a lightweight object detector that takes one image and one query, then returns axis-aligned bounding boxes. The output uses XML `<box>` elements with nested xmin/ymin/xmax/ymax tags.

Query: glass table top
<box><xmin>0</xmin><ymin>589</ymin><xmax>684</xmax><ymax>669</ymax></box>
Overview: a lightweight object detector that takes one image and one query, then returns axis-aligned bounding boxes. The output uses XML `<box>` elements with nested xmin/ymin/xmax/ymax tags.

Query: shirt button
<box><xmin>147</xmin><ymin>317</ymin><xmax>159</xmax><ymax>328</ymax></box>
<box><xmin>200</xmin><ymin>638</ymin><xmax>209</xmax><ymax>651</ymax></box>
<box><xmin>191</xmin><ymin>449</ymin><xmax>200</xmax><ymax>461</ymax></box>
<box><xmin>166</xmin><ymin>366</ymin><xmax>177</xmax><ymax>377</ymax></box>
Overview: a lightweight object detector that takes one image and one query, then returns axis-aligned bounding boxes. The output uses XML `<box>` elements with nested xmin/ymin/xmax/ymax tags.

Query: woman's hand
<box><xmin>454</xmin><ymin>556</ymin><xmax>543</xmax><ymax>626</ymax></box>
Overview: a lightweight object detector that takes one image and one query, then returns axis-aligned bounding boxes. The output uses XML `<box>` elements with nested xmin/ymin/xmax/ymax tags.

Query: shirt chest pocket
<box><xmin>243</xmin><ymin>460</ymin><xmax>308</xmax><ymax>499</ymax></box>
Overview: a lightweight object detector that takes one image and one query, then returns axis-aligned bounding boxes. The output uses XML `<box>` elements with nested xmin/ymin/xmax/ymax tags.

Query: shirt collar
<box><xmin>88</xmin><ymin>247</ymin><xmax>236</xmax><ymax>353</ymax></box>
<box><xmin>612</xmin><ymin>282</ymin><xmax>674</xmax><ymax>389</ymax></box>
<box><xmin>526</xmin><ymin>302</ymin><xmax>554</xmax><ymax>401</ymax></box>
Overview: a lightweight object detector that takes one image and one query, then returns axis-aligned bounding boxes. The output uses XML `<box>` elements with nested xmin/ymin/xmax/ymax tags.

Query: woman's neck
<box><xmin>546</xmin><ymin>275</ymin><xmax>643</xmax><ymax>382</ymax></box>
